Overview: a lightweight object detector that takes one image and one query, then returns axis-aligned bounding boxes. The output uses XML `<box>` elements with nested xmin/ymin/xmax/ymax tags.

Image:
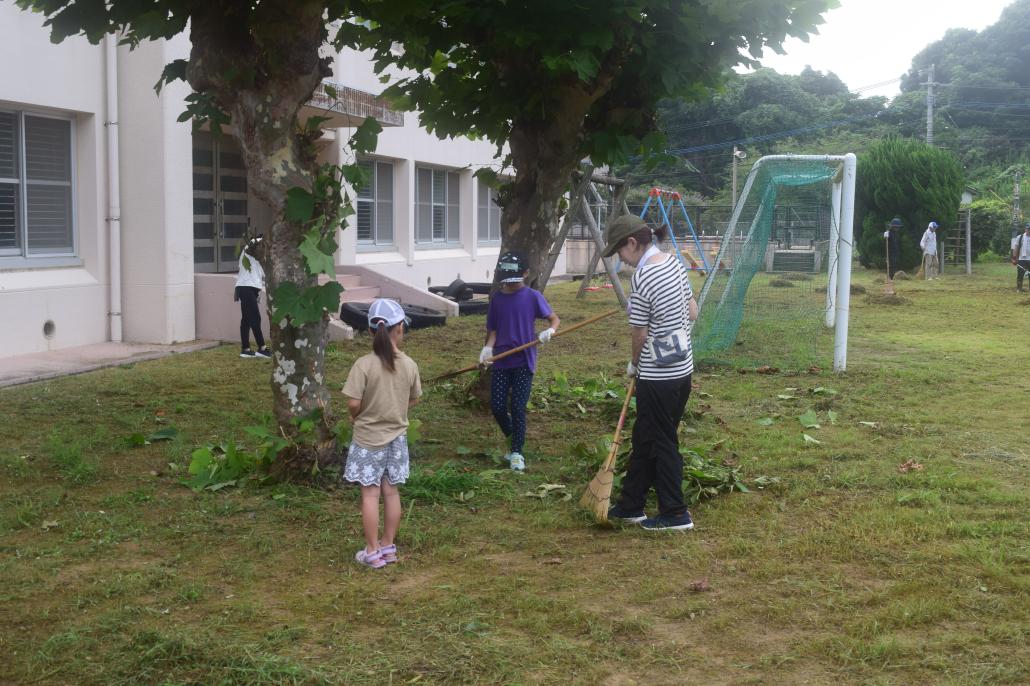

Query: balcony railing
<box><xmin>307</xmin><ymin>80</ymin><xmax>405</xmax><ymax>127</ymax></box>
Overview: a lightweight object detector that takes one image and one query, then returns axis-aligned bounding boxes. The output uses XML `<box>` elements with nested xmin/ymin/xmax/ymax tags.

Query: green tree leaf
<box><xmin>285</xmin><ymin>187</ymin><xmax>316</xmax><ymax>224</ymax></box>
<box><xmin>299</xmin><ymin>229</ymin><xmax>336</xmax><ymax>276</ymax></box>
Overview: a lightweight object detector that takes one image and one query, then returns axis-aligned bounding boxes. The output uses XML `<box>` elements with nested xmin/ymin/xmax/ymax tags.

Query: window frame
<box><xmin>477</xmin><ymin>182</ymin><xmax>503</xmax><ymax>244</ymax></box>
<box><xmin>0</xmin><ymin>108</ymin><xmax>78</xmax><ymax>262</ymax></box>
<box><xmin>415</xmin><ymin>165</ymin><xmax>460</xmax><ymax>246</ymax></box>
<box><xmin>355</xmin><ymin>158</ymin><xmax>395</xmax><ymax>248</ymax></box>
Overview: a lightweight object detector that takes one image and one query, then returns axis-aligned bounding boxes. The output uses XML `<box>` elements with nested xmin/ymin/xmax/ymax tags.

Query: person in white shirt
<box><xmin>1011</xmin><ymin>223</ymin><xmax>1030</xmax><ymax>292</ymax></box>
<box><xmin>919</xmin><ymin>221</ymin><xmax>939</xmax><ymax>280</ymax></box>
<box><xmin>234</xmin><ymin>237</ymin><xmax>271</xmax><ymax>359</ymax></box>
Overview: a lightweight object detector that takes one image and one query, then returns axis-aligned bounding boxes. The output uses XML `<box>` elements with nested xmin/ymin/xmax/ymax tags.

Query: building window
<box><xmin>0</xmin><ymin>111</ymin><xmax>75</xmax><ymax>258</ymax></box>
<box><xmin>415</xmin><ymin>167</ymin><xmax>459</xmax><ymax>244</ymax></box>
<box><xmin>356</xmin><ymin>159</ymin><xmax>394</xmax><ymax>246</ymax></box>
<box><xmin>477</xmin><ymin>183</ymin><xmax>502</xmax><ymax>243</ymax></box>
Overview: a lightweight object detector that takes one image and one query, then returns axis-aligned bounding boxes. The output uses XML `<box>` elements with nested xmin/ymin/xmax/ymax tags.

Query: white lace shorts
<box><xmin>344</xmin><ymin>434</ymin><xmax>410</xmax><ymax>487</ymax></box>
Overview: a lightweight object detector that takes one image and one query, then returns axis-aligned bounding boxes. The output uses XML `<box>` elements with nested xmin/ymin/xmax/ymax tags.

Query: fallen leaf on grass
<box><xmin>799</xmin><ymin>410</ymin><xmax>821</xmax><ymax>429</ymax></box>
<box><xmin>802</xmin><ymin>433</ymin><xmax>822</xmax><ymax>445</ymax></box>
<box><xmin>897</xmin><ymin>459</ymin><xmax>924</xmax><ymax>473</ymax></box>
<box><xmin>858</xmin><ymin>421</ymin><xmax>878</xmax><ymax>428</ymax></box>
<box><xmin>777</xmin><ymin>394</ymin><xmax>796</xmax><ymax>401</ymax></box>
<box><xmin>696</xmin><ymin>391</ymin><xmax>713</xmax><ymax>399</ymax></box>
<box><xmin>755</xmin><ymin>365</ymin><xmax>780</xmax><ymax>375</ymax></box>
<box><xmin>40</xmin><ymin>520</ymin><xmax>59</xmax><ymax>531</ymax></box>
<box><xmin>808</xmin><ymin>366</ymin><xmax>822</xmax><ymax>374</ymax></box>
<box><xmin>809</xmin><ymin>387</ymin><xmax>837</xmax><ymax>396</ymax></box>
<box><xmin>689</xmin><ymin>578</ymin><xmax>712</xmax><ymax>592</ymax></box>
<box><xmin>522</xmin><ymin>484</ymin><xmax>571</xmax><ymax>501</ymax></box>
<box><xmin>751</xmin><ymin>475</ymin><xmax>781</xmax><ymax>488</ymax></box>
<box><xmin>827</xmin><ymin>410</ymin><xmax>839</xmax><ymax>425</ymax></box>
<box><xmin>756</xmin><ymin>418</ymin><xmax>775</xmax><ymax>426</ymax></box>
<box><xmin>543</xmin><ymin>558</ymin><xmax>563</xmax><ymax>565</ymax></box>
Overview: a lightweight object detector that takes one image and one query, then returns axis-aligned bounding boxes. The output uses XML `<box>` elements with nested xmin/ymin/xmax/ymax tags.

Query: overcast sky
<box><xmin>757</xmin><ymin>0</ymin><xmax>1015</xmax><ymax>98</ymax></box>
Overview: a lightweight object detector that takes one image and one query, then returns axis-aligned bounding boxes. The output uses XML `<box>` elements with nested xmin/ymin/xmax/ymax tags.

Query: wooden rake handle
<box><xmin>429</xmin><ymin>308</ymin><xmax>620</xmax><ymax>382</ymax></box>
<box><xmin>600</xmin><ymin>377</ymin><xmax>636</xmax><ymax>472</ymax></box>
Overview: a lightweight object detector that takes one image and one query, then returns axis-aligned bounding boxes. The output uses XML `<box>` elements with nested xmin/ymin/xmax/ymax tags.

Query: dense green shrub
<box><xmin>855</xmin><ymin>136</ymin><xmax>965</xmax><ymax>270</ymax></box>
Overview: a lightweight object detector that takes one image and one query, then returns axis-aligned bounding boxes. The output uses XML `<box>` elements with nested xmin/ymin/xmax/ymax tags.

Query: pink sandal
<box><xmin>379</xmin><ymin>544</ymin><xmax>398</xmax><ymax>564</ymax></box>
<box><xmin>355</xmin><ymin>548</ymin><xmax>386</xmax><ymax>569</ymax></box>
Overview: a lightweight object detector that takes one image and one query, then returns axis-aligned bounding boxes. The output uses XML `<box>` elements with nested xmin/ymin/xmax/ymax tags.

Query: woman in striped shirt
<box><xmin>601</xmin><ymin>215</ymin><xmax>698</xmax><ymax>531</ymax></box>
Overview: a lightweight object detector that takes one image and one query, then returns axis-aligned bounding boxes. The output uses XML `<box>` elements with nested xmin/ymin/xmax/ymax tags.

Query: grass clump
<box><xmin>45</xmin><ymin>431</ymin><xmax>99</xmax><ymax>485</ymax></box>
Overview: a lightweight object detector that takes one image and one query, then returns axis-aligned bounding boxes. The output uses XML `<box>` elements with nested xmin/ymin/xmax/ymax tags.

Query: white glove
<box><xmin>626</xmin><ymin>361</ymin><xmax>638</xmax><ymax>377</ymax></box>
<box><xmin>538</xmin><ymin>327</ymin><xmax>556</xmax><ymax>344</ymax></box>
<box><xmin>883</xmin><ymin>231</ymin><xmax>890</xmax><ymax>239</ymax></box>
<box><xmin>479</xmin><ymin>346</ymin><xmax>494</xmax><ymax>365</ymax></box>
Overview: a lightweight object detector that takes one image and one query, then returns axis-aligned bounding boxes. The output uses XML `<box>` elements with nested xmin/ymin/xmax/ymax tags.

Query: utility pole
<box><xmin>923</xmin><ymin>63</ymin><xmax>936</xmax><ymax>145</ymax></box>
<box><xmin>1013</xmin><ymin>168</ymin><xmax>1023</xmax><ymax>233</ymax></box>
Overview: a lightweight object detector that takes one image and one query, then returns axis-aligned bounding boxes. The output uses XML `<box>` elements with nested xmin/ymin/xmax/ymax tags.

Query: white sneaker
<box><xmin>508</xmin><ymin>452</ymin><xmax>525</xmax><ymax>472</ymax></box>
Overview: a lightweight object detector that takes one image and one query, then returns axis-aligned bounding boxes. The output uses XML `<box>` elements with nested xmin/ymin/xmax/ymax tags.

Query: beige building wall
<box><xmin>117</xmin><ymin>36</ymin><xmax>196</xmax><ymax>344</ymax></box>
<box><xmin>1</xmin><ymin>13</ymin><xmax>567</xmax><ymax>362</ymax></box>
<box><xmin>0</xmin><ymin>3</ymin><xmax>108</xmax><ymax>356</ymax></box>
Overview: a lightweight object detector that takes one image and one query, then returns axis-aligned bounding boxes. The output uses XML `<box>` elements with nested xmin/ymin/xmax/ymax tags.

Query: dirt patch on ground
<box><xmin>770</xmin><ymin>279</ymin><xmax>795</xmax><ymax>288</ymax></box>
<box><xmin>864</xmin><ymin>293</ymin><xmax>909</xmax><ymax>306</ymax></box>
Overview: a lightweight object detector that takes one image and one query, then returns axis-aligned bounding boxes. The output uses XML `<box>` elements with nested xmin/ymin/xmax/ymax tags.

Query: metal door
<box><xmin>192</xmin><ymin>133</ymin><xmax>249</xmax><ymax>272</ymax></box>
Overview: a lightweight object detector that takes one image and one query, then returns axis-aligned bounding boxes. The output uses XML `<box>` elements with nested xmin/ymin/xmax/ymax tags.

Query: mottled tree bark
<box><xmin>186</xmin><ymin>0</ymin><xmax>339</xmax><ymax>473</ymax></box>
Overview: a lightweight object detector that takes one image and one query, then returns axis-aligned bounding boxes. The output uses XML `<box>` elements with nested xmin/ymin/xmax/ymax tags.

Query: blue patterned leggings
<box><xmin>490</xmin><ymin>367</ymin><xmax>534</xmax><ymax>453</ymax></box>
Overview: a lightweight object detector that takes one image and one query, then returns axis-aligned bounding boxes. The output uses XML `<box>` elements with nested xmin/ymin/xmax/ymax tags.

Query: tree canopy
<box><xmin>344</xmin><ymin>0</ymin><xmax>838</xmax><ymax>282</ymax></box>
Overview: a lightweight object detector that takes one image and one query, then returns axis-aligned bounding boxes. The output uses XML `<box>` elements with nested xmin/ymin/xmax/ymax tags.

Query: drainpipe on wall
<box><xmin>104</xmin><ymin>35</ymin><xmax>123</xmax><ymax>342</ymax></box>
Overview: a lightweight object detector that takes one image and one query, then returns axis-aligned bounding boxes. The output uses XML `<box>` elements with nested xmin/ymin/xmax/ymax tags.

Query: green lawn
<box><xmin>1</xmin><ymin>263</ymin><xmax>1029</xmax><ymax>685</ymax></box>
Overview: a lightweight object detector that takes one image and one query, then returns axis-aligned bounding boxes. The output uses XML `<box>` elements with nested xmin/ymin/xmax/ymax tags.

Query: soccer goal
<box><xmin>693</xmin><ymin>154</ymin><xmax>856</xmax><ymax>372</ymax></box>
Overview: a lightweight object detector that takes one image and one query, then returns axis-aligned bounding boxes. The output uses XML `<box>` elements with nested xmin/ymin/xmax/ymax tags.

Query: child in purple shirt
<box><xmin>479</xmin><ymin>252</ymin><xmax>560</xmax><ymax>471</ymax></box>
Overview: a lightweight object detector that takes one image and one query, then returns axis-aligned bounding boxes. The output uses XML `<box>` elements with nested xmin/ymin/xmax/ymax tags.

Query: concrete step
<box><xmin>328</xmin><ymin>318</ymin><xmax>355</xmax><ymax>342</ymax></box>
<box><xmin>336</xmin><ymin>274</ymin><xmax>362</xmax><ymax>288</ymax></box>
<box><xmin>338</xmin><ymin>285</ymin><xmax>380</xmax><ymax>303</ymax></box>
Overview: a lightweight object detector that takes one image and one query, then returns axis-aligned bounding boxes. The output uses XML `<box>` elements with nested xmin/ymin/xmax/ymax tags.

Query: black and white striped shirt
<box><xmin>629</xmin><ymin>254</ymin><xmax>694</xmax><ymax>380</ymax></box>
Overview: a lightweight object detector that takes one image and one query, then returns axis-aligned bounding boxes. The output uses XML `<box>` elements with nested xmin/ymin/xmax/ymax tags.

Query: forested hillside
<box><xmin>621</xmin><ymin>0</ymin><xmax>1030</xmax><ymax>254</ymax></box>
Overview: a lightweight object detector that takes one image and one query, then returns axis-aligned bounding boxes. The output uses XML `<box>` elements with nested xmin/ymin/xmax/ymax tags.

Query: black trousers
<box><xmin>617</xmin><ymin>375</ymin><xmax>692</xmax><ymax>517</ymax></box>
<box><xmin>1017</xmin><ymin>260</ymin><xmax>1030</xmax><ymax>290</ymax></box>
<box><xmin>237</xmin><ymin>286</ymin><xmax>265</xmax><ymax>350</ymax></box>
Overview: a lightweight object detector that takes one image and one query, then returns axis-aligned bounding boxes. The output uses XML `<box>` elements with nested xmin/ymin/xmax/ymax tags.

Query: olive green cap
<box><xmin>601</xmin><ymin>214</ymin><xmax>648</xmax><ymax>258</ymax></box>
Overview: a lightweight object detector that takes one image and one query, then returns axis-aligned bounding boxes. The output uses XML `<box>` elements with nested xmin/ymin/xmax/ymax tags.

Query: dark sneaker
<box><xmin>255</xmin><ymin>348</ymin><xmax>272</xmax><ymax>359</ymax></box>
<box><xmin>240</xmin><ymin>349</ymin><xmax>257</xmax><ymax>359</ymax></box>
<box><xmin>608</xmin><ymin>505</ymin><xmax>647</xmax><ymax>523</ymax></box>
<box><xmin>641</xmin><ymin>511</ymin><xmax>694</xmax><ymax>531</ymax></box>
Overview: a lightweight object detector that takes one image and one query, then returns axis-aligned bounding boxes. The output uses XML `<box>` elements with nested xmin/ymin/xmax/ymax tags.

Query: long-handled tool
<box><xmin>884</xmin><ymin>234</ymin><xmax>896</xmax><ymax>296</ymax></box>
<box><xmin>429</xmin><ymin>308</ymin><xmax>619</xmax><ymax>382</ymax></box>
<box><xmin>579</xmin><ymin>377</ymin><xmax>636</xmax><ymax>525</ymax></box>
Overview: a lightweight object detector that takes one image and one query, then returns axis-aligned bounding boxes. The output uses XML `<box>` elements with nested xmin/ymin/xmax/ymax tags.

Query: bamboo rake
<box><xmin>579</xmin><ymin>377</ymin><xmax>636</xmax><ymax>525</ymax></box>
<box><xmin>429</xmin><ymin>308</ymin><xmax>620</xmax><ymax>382</ymax></box>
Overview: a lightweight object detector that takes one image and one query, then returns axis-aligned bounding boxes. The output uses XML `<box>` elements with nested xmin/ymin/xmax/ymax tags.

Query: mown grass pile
<box><xmin>1</xmin><ymin>262</ymin><xmax>1028</xmax><ymax>685</ymax></box>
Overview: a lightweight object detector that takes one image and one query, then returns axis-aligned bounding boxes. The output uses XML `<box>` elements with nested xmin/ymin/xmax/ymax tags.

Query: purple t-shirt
<box><xmin>485</xmin><ymin>287</ymin><xmax>554</xmax><ymax>373</ymax></box>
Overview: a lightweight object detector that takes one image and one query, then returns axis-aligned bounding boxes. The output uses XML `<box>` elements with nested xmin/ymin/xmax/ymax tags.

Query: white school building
<box><xmin>0</xmin><ymin>6</ymin><xmax>568</xmax><ymax>358</ymax></box>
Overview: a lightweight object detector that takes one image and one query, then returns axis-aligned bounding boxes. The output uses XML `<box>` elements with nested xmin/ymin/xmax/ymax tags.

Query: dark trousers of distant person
<box><xmin>235</xmin><ymin>286</ymin><xmax>264</xmax><ymax>351</ymax></box>
<box><xmin>616</xmin><ymin>375</ymin><xmax>692</xmax><ymax>517</ymax></box>
<box><xmin>1017</xmin><ymin>260</ymin><xmax>1030</xmax><ymax>291</ymax></box>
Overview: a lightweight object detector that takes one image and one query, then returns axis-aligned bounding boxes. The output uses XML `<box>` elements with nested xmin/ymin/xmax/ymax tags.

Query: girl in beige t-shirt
<box><xmin>343</xmin><ymin>300</ymin><xmax>422</xmax><ymax>569</ymax></box>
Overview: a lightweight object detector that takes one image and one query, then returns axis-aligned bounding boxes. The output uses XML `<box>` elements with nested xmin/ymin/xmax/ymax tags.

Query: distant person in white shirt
<box><xmin>919</xmin><ymin>221</ymin><xmax>939</xmax><ymax>280</ymax></box>
<box><xmin>234</xmin><ymin>237</ymin><xmax>271</xmax><ymax>359</ymax></box>
<box><xmin>1012</xmin><ymin>223</ymin><xmax>1030</xmax><ymax>292</ymax></box>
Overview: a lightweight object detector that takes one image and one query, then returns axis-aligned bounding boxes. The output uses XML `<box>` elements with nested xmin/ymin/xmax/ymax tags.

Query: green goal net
<box><xmin>693</xmin><ymin>155</ymin><xmax>856</xmax><ymax>371</ymax></box>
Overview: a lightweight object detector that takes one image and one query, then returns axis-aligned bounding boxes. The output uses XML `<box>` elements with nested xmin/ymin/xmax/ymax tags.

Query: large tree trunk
<box><xmin>500</xmin><ymin>90</ymin><xmax>606</xmax><ymax>289</ymax></box>
<box><xmin>187</xmin><ymin>1</ymin><xmax>340</xmax><ymax>474</ymax></box>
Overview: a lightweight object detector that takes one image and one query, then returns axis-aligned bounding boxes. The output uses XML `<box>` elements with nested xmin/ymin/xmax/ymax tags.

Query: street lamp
<box><xmin>731</xmin><ymin>146</ymin><xmax>747</xmax><ymax>208</ymax></box>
